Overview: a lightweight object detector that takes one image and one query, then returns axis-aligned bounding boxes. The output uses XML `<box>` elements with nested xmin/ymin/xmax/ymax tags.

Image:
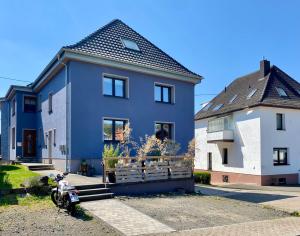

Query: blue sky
<box><xmin>0</xmin><ymin>0</ymin><xmax>299</xmax><ymax>113</ymax></box>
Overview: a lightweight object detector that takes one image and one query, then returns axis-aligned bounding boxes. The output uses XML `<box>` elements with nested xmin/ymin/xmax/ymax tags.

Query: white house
<box><xmin>195</xmin><ymin>60</ymin><xmax>300</xmax><ymax>185</ymax></box>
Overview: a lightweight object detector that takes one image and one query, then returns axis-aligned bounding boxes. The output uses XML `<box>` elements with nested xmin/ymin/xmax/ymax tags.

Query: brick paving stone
<box><xmin>81</xmin><ymin>199</ymin><xmax>175</xmax><ymax>236</ymax></box>
<box><xmin>155</xmin><ymin>217</ymin><xmax>300</xmax><ymax>236</ymax></box>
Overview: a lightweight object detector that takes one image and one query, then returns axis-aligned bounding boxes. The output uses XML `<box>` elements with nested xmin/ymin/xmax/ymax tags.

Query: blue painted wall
<box><xmin>70</xmin><ymin>61</ymin><xmax>195</xmax><ymax>160</ymax></box>
<box><xmin>0</xmin><ymin>101</ymin><xmax>10</xmax><ymax>160</ymax></box>
<box><xmin>36</xmin><ymin>68</ymin><xmax>67</xmax><ymax>162</ymax></box>
<box><xmin>2</xmin><ymin>60</ymin><xmax>195</xmax><ymax>173</ymax></box>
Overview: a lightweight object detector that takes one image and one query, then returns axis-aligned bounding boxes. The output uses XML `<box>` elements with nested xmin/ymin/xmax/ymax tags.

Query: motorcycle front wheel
<box><xmin>51</xmin><ymin>191</ymin><xmax>59</xmax><ymax>206</ymax></box>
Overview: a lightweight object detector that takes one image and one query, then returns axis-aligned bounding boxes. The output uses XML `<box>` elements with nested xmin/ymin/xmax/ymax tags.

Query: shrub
<box><xmin>102</xmin><ymin>144</ymin><xmax>120</xmax><ymax>169</ymax></box>
<box><xmin>194</xmin><ymin>171</ymin><xmax>211</xmax><ymax>184</ymax></box>
<box><xmin>22</xmin><ymin>176</ymin><xmax>50</xmax><ymax>195</ymax></box>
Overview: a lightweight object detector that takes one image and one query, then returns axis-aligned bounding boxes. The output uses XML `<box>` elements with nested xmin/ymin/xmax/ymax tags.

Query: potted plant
<box><xmin>102</xmin><ymin>144</ymin><xmax>120</xmax><ymax>183</ymax></box>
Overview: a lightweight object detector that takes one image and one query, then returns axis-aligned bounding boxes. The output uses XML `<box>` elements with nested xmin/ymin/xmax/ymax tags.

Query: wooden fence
<box><xmin>103</xmin><ymin>156</ymin><xmax>194</xmax><ymax>184</ymax></box>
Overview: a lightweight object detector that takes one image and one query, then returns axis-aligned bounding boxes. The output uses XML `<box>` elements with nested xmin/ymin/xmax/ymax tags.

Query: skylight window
<box><xmin>213</xmin><ymin>104</ymin><xmax>223</xmax><ymax>111</ymax></box>
<box><xmin>275</xmin><ymin>87</ymin><xmax>288</xmax><ymax>97</ymax></box>
<box><xmin>229</xmin><ymin>94</ymin><xmax>237</xmax><ymax>104</ymax></box>
<box><xmin>201</xmin><ymin>102</ymin><xmax>212</xmax><ymax>111</ymax></box>
<box><xmin>247</xmin><ymin>89</ymin><xmax>257</xmax><ymax>99</ymax></box>
<box><xmin>121</xmin><ymin>38</ymin><xmax>140</xmax><ymax>51</ymax></box>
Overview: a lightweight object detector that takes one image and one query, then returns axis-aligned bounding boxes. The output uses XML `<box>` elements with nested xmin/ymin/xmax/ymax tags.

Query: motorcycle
<box><xmin>50</xmin><ymin>172</ymin><xmax>80</xmax><ymax>215</ymax></box>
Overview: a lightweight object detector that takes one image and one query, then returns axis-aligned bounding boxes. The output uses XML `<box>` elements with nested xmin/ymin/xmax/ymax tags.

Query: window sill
<box><xmin>276</xmin><ymin>129</ymin><xmax>286</xmax><ymax>131</ymax></box>
<box><xmin>273</xmin><ymin>164</ymin><xmax>289</xmax><ymax>166</ymax></box>
<box><xmin>155</xmin><ymin>101</ymin><xmax>174</xmax><ymax>105</ymax></box>
<box><xmin>103</xmin><ymin>94</ymin><xmax>128</xmax><ymax>99</ymax></box>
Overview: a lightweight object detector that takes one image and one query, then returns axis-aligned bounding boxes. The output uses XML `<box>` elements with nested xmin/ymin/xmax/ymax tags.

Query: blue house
<box><xmin>0</xmin><ymin>19</ymin><xmax>202</xmax><ymax>173</ymax></box>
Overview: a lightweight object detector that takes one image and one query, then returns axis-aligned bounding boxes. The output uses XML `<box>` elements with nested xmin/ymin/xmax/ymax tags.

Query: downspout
<box><xmin>57</xmin><ymin>54</ymin><xmax>71</xmax><ymax>172</ymax></box>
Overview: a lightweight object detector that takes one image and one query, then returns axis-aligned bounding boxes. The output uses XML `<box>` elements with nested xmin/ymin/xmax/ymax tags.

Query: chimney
<box><xmin>260</xmin><ymin>59</ymin><xmax>270</xmax><ymax>77</ymax></box>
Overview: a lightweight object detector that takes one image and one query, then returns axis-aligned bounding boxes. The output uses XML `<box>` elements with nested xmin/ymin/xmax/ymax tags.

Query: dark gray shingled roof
<box><xmin>195</xmin><ymin>60</ymin><xmax>300</xmax><ymax>120</ymax></box>
<box><xmin>65</xmin><ymin>19</ymin><xmax>201</xmax><ymax>79</ymax></box>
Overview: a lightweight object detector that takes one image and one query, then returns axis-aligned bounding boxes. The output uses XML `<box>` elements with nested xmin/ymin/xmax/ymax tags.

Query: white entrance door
<box><xmin>48</xmin><ymin>130</ymin><xmax>52</xmax><ymax>164</ymax></box>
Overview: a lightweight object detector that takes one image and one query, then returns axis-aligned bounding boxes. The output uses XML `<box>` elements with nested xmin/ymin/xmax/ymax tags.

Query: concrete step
<box><xmin>78</xmin><ymin>188</ymin><xmax>110</xmax><ymax>196</ymax></box>
<box><xmin>75</xmin><ymin>184</ymin><xmax>107</xmax><ymax>190</ymax></box>
<box><xmin>79</xmin><ymin>193</ymin><xmax>114</xmax><ymax>202</ymax></box>
<box><xmin>27</xmin><ymin>165</ymin><xmax>55</xmax><ymax>171</ymax></box>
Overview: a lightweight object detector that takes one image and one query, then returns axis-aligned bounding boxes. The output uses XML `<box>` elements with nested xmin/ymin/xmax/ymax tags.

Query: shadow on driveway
<box><xmin>196</xmin><ymin>185</ymin><xmax>296</xmax><ymax>204</ymax></box>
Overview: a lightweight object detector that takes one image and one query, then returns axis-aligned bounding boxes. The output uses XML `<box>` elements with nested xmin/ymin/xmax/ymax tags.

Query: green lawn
<box><xmin>0</xmin><ymin>165</ymin><xmax>40</xmax><ymax>190</ymax></box>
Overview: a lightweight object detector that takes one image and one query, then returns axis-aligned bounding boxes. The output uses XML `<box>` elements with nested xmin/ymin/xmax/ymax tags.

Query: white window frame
<box><xmin>154</xmin><ymin>121</ymin><xmax>175</xmax><ymax>141</ymax></box>
<box><xmin>23</xmin><ymin>94</ymin><xmax>37</xmax><ymax>113</ymax></box>
<box><xmin>154</xmin><ymin>82</ymin><xmax>175</xmax><ymax>104</ymax></box>
<box><xmin>11</xmin><ymin>127</ymin><xmax>16</xmax><ymax>150</ymax></box>
<box><xmin>102</xmin><ymin>117</ymin><xmax>129</xmax><ymax>142</ymax></box>
<box><xmin>102</xmin><ymin>73</ymin><xmax>129</xmax><ymax>98</ymax></box>
<box><xmin>48</xmin><ymin>92</ymin><xmax>53</xmax><ymax>113</ymax></box>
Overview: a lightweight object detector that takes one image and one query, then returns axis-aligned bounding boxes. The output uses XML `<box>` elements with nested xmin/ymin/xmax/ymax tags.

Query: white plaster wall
<box><xmin>195</xmin><ymin>108</ymin><xmax>262</xmax><ymax>175</ymax></box>
<box><xmin>260</xmin><ymin>107</ymin><xmax>300</xmax><ymax>177</ymax></box>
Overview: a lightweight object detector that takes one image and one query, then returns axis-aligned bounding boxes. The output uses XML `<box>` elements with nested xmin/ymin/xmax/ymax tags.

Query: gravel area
<box><xmin>0</xmin><ymin>204</ymin><xmax>121</xmax><ymax>236</ymax></box>
<box><xmin>120</xmin><ymin>194</ymin><xmax>289</xmax><ymax>231</ymax></box>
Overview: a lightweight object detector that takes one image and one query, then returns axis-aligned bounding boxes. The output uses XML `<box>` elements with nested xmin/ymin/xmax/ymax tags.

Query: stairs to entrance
<box><xmin>22</xmin><ymin>163</ymin><xmax>55</xmax><ymax>171</ymax></box>
<box><xmin>75</xmin><ymin>184</ymin><xmax>114</xmax><ymax>202</ymax></box>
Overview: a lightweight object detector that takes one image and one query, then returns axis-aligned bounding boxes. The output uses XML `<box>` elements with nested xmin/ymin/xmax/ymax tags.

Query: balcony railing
<box><xmin>207</xmin><ymin>116</ymin><xmax>233</xmax><ymax>133</ymax></box>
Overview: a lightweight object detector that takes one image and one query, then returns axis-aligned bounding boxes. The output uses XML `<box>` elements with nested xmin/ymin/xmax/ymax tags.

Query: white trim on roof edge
<box><xmin>64</xmin><ymin>49</ymin><xmax>202</xmax><ymax>84</ymax></box>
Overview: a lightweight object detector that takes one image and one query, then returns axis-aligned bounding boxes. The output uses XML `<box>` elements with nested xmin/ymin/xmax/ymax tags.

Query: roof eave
<box><xmin>64</xmin><ymin>48</ymin><xmax>203</xmax><ymax>84</ymax></box>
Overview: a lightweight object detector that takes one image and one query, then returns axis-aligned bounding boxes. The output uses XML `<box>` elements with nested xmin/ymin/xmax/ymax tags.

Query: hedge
<box><xmin>194</xmin><ymin>171</ymin><xmax>211</xmax><ymax>184</ymax></box>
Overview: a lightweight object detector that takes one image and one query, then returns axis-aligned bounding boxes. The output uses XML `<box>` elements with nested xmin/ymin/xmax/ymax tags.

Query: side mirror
<box><xmin>63</xmin><ymin>172</ymin><xmax>69</xmax><ymax>176</ymax></box>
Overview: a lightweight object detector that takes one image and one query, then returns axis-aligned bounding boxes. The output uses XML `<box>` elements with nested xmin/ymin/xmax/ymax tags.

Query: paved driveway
<box><xmin>196</xmin><ymin>184</ymin><xmax>300</xmax><ymax>213</ymax></box>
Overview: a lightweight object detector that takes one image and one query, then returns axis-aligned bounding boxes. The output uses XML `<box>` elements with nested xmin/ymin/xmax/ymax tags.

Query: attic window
<box><xmin>229</xmin><ymin>94</ymin><xmax>237</xmax><ymax>104</ymax></box>
<box><xmin>213</xmin><ymin>104</ymin><xmax>223</xmax><ymax>111</ymax></box>
<box><xmin>276</xmin><ymin>87</ymin><xmax>288</xmax><ymax>97</ymax></box>
<box><xmin>121</xmin><ymin>38</ymin><xmax>140</xmax><ymax>51</ymax></box>
<box><xmin>202</xmin><ymin>102</ymin><xmax>212</xmax><ymax>111</ymax></box>
<box><xmin>247</xmin><ymin>89</ymin><xmax>257</xmax><ymax>99</ymax></box>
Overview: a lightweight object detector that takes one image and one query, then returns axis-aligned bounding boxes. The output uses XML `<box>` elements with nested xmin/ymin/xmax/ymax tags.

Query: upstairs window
<box><xmin>11</xmin><ymin>98</ymin><xmax>16</xmax><ymax>116</ymax></box>
<box><xmin>121</xmin><ymin>38</ymin><xmax>140</xmax><ymax>51</ymax></box>
<box><xmin>155</xmin><ymin>83</ymin><xmax>173</xmax><ymax>104</ymax></box>
<box><xmin>276</xmin><ymin>113</ymin><xmax>285</xmax><ymax>130</ymax></box>
<box><xmin>103</xmin><ymin>76</ymin><xmax>126</xmax><ymax>98</ymax></box>
<box><xmin>48</xmin><ymin>92</ymin><xmax>53</xmax><ymax>113</ymax></box>
<box><xmin>247</xmin><ymin>89</ymin><xmax>257</xmax><ymax>99</ymax></box>
<box><xmin>103</xmin><ymin>118</ymin><xmax>127</xmax><ymax>142</ymax></box>
<box><xmin>24</xmin><ymin>96</ymin><xmax>37</xmax><ymax>113</ymax></box>
<box><xmin>229</xmin><ymin>94</ymin><xmax>237</xmax><ymax>104</ymax></box>
<box><xmin>276</xmin><ymin>87</ymin><xmax>288</xmax><ymax>97</ymax></box>
<box><xmin>273</xmin><ymin>148</ymin><xmax>288</xmax><ymax>166</ymax></box>
<box><xmin>155</xmin><ymin>122</ymin><xmax>173</xmax><ymax>141</ymax></box>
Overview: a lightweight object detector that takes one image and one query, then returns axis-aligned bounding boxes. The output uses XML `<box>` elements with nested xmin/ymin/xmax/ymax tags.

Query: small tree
<box><xmin>160</xmin><ymin>139</ymin><xmax>181</xmax><ymax>156</ymax></box>
<box><xmin>185</xmin><ymin>138</ymin><xmax>195</xmax><ymax>157</ymax></box>
<box><xmin>119</xmin><ymin>123</ymin><xmax>138</xmax><ymax>157</ymax></box>
<box><xmin>137</xmin><ymin>135</ymin><xmax>163</xmax><ymax>157</ymax></box>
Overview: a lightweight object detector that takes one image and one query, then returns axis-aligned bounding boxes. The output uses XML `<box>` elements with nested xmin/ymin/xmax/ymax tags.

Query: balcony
<box><xmin>207</xmin><ymin>116</ymin><xmax>234</xmax><ymax>143</ymax></box>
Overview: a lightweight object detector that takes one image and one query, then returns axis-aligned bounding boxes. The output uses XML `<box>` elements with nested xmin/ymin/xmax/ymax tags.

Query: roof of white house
<box><xmin>195</xmin><ymin>60</ymin><xmax>300</xmax><ymax>120</ymax></box>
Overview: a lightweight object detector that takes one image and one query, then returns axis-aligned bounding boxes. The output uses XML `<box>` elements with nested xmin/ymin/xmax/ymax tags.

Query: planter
<box><xmin>108</xmin><ymin>172</ymin><xmax>116</xmax><ymax>183</ymax></box>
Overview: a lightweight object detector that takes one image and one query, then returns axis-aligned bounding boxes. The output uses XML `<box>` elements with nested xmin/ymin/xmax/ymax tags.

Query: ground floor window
<box><xmin>273</xmin><ymin>148</ymin><xmax>288</xmax><ymax>165</ymax></box>
<box><xmin>103</xmin><ymin>118</ymin><xmax>127</xmax><ymax>142</ymax></box>
<box><xmin>12</xmin><ymin>127</ymin><xmax>15</xmax><ymax>149</ymax></box>
<box><xmin>155</xmin><ymin>122</ymin><xmax>173</xmax><ymax>141</ymax></box>
<box><xmin>222</xmin><ymin>148</ymin><xmax>228</xmax><ymax>164</ymax></box>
